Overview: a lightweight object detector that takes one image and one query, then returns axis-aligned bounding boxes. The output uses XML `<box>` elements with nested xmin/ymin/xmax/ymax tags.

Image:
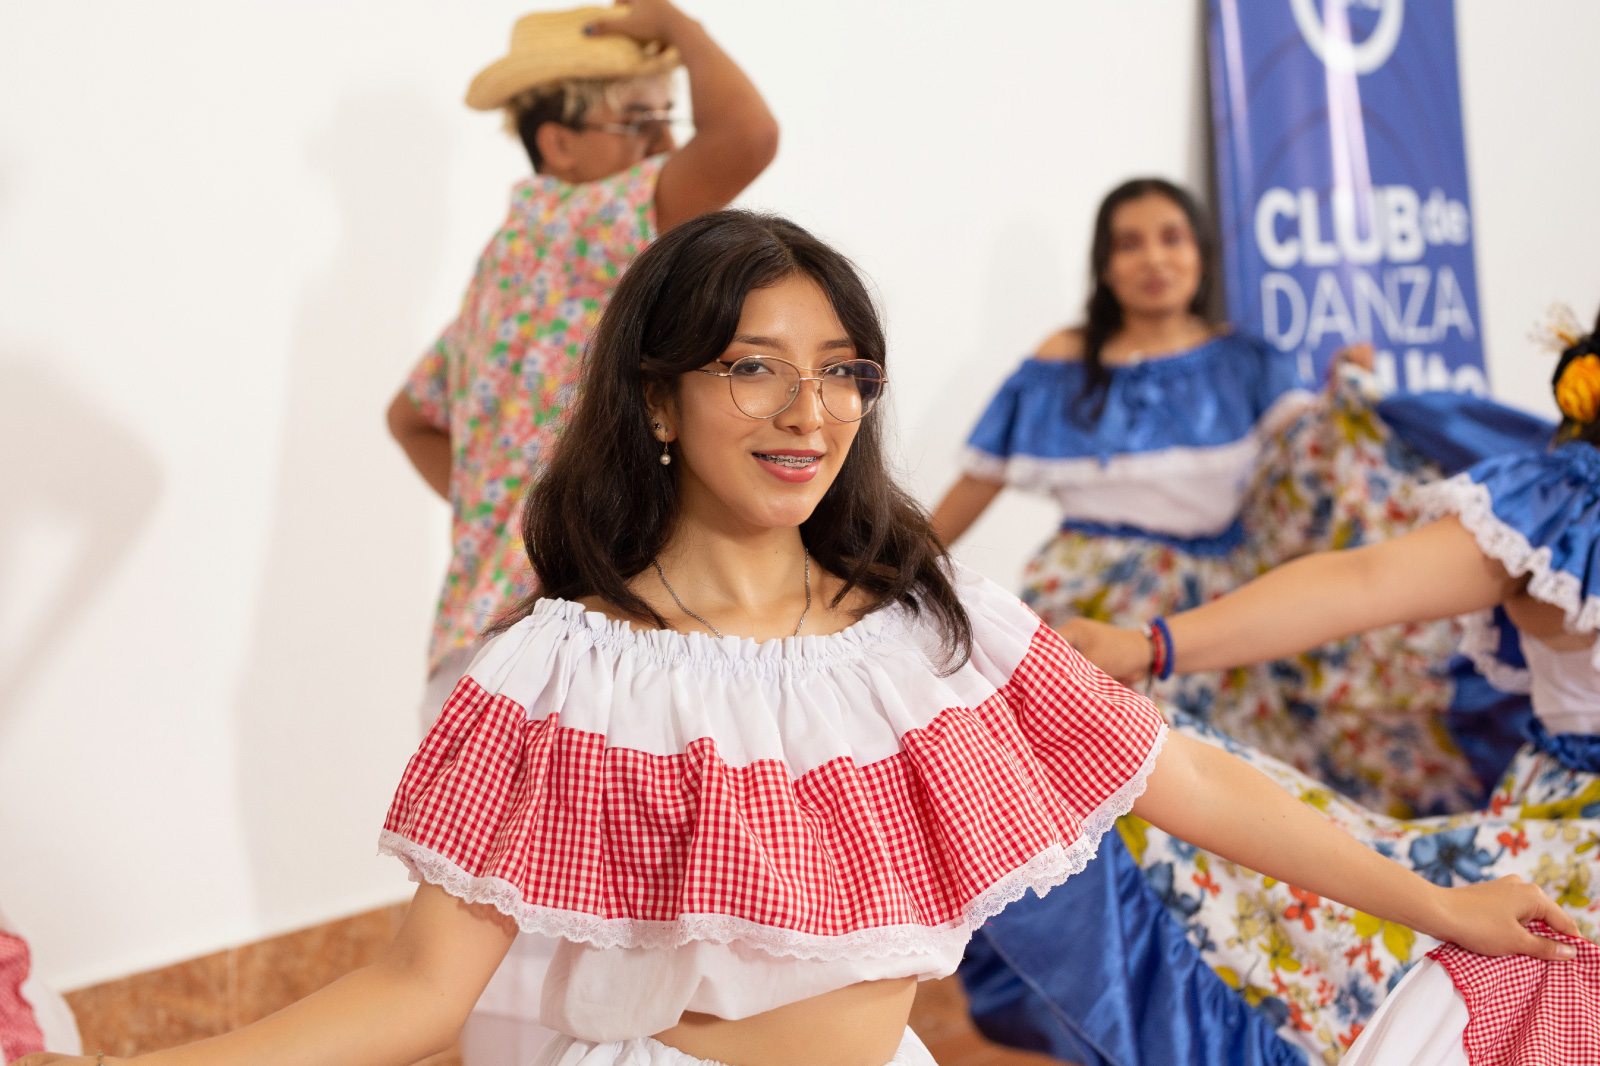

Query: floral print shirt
<box><xmin>406</xmin><ymin>155</ymin><xmax>666</xmax><ymax>672</ymax></box>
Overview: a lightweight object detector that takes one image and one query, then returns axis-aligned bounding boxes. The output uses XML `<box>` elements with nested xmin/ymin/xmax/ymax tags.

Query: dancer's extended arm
<box><xmin>1134</xmin><ymin>732</ymin><xmax>1578</xmax><ymax>959</ymax></box>
<box><xmin>14</xmin><ymin>885</ymin><xmax>516</xmax><ymax>1066</ymax></box>
<box><xmin>596</xmin><ymin>0</ymin><xmax>779</xmax><ymax>231</ymax></box>
<box><xmin>930</xmin><ymin>475</ymin><xmax>1004</xmax><ymax>546</ymax></box>
<box><xmin>1064</xmin><ymin>515</ymin><xmax>1517</xmax><ymax>683</ymax></box>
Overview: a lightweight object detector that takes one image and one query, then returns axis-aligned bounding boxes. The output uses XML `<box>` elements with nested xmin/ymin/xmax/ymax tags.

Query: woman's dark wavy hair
<box><xmin>1075</xmin><ymin>177</ymin><xmax>1220</xmax><ymax>422</ymax></box>
<box><xmin>1552</xmin><ymin>304</ymin><xmax>1600</xmax><ymax>448</ymax></box>
<box><xmin>498</xmin><ymin>209</ymin><xmax>973</xmax><ymax>669</ymax></box>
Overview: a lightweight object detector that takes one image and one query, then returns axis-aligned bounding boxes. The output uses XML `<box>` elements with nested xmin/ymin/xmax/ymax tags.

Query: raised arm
<box><xmin>1134</xmin><ymin>732</ymin><xmax>1577</xmax><ymax>960</ymax></box>
<box><xmin>929</xmin><ymin>475</ymin><xmax>1004</xmax><ymax>547</ymax></box>
<box><xmin>593</xmin><ymin>0</ymin><xmax>779</xmax><ymax>232</ymax></box>
<box><xmin>1065</xmin><ymin>514</ymin><xmax>1520</xmax><ymax>684</ymax></box>
<box><xmin>15</xmin><ymin>886</ymin><xmax>516</xmax><ymax>1066</ymax></box>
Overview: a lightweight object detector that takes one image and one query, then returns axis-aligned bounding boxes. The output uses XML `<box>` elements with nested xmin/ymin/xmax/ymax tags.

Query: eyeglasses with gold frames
<box><xmin>694</xmin><ymin>355</ymin><xmax>887</xmax><ymax>422</ymax></box>
<box><xmin>577</xmin><ymin>109</ymin><xmax>687</xmax><ymax>140</ymax></box>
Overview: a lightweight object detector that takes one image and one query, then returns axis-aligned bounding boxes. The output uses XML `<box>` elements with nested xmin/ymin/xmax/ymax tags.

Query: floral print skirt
<box><xmin>1119</xmin><ymin>712</ymin><xmax>1600</xmax><ymax>1065</ymax></box>
<box><xmin>1021</xmin><ymin>377</ymin><xmax>1478</xmax><ymax>817</ymax></box>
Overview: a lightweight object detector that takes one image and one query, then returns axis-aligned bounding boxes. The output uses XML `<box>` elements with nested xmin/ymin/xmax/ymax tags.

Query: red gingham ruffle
<box><xmin>381</xmin><ymin>566</ymin><xmax>1167</xmax><ymax>960</ymax></box>
<box><xmin>1428</xmin><ymin>922</ymin><xmax>1600</xmax><ymax>1066</ymax></box>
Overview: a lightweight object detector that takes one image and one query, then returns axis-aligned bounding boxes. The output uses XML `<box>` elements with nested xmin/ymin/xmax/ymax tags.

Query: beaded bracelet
<box><xmin>1140</xmin><ymin>622</ymin><xmax>1162</xmax><ymax>680</ymax></box>
<box><xmin>1143</xmin><ymin>617</ymin><xmax>1175</xmax><ymax>681</ymax></box>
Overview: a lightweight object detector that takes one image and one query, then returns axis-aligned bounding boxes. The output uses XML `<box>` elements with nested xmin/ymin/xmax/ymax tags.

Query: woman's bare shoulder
<box><xmin>575</xmin><ymin>591</ymin><xmax>659</xmax><ymax>631</ymax></box>
<box><xmin>1032</xmin><ymin>327</ymin><xmax>1085</xmax><ymax>362</ymax></box>
<box><xmin>575</xmin><ymin>593</ymin><xmax>618</xmax><ymax>617</ymax></box>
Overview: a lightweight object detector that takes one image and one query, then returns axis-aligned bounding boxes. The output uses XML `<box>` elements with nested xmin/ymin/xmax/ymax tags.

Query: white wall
<box><xmin>1</xmin><ymin>1</ymin><xmax>1596</xmax><ymax>991</ymax></box>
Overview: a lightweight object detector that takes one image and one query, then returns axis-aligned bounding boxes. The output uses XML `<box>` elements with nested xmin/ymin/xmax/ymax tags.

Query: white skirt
<box><xmin>1342</xmin><ymin>957</ymin><xmax>1468</xmax><ymax>1066</ymax></box>
<box><xmin>530</xmin><ymin>1027</ymin><xmax>938</xmax><ymax>1066</ymax></box>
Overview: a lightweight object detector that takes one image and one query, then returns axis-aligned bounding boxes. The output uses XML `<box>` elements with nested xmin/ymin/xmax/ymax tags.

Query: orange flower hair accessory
<box><xmin>1556</xmin><ymin>353</ymin><xmax>1600</xmax><ymax>425</ymax></box>
<box><xmin>1536</xmin><ymin>303</ymin><xmax>1600</xmax><ymax>435</ymax></box>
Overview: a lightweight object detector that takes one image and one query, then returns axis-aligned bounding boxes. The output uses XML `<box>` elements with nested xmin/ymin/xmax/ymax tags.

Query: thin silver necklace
<box><xmin>652</xmin><ymin>552</ymin><xmax>811</xmax><ymax>639</ymax></box>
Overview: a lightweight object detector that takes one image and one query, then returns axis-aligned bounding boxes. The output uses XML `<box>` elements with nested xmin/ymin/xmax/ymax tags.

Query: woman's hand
<box><xmin>1059</xmin><ymin>618</ymin><xmax>1149</xmax><ymax>685</ymax></box>
<box><xmin>1138</xmin><ymin>736</ymin><xmax>1583</xmax><ymax>988</ymax></box>
<box><xmin>587</xmin><ymin>0</ymin><xmax>692</xmax><ymax>47</ymax></box>
<box><xmin>1330</xmin><ymin>341</ymin><xmax>1376</xmax><ymax>374</ymax></box>
<box><xmin>9</xmin><ymin>1055</ymin><xmax>105</xmax><ymax>1065</ymax></box>
<box><xmin>1437</xmin><ymin>876</ymin><xmax>1580</xmax><ymax>960</ymax></box>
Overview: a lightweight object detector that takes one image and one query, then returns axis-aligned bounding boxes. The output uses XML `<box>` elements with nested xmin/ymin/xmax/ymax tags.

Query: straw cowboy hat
<box><xmin>466</xmin><ymin>6</ymin><xmax>681</xmax><ymax>111</ymax></box>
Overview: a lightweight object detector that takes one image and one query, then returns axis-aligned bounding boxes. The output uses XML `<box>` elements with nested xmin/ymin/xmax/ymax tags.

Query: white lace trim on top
<box><xmin>1421</xmin><ymin>474</ymin><xmax>1600</xmax><ymax>666</ymax></box>
<box><xmin>1456</xmin><ymin>609</ymin><xmax>1532</xmax><ymax>694</ymax></box>
<box><xmin>379</xmin><ymin>725</ymin><xmax>1166</xmax><ymax>961</ymax></box>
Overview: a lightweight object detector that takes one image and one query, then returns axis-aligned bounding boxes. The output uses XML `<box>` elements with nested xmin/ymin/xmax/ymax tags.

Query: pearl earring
<box><xmin>654</xmin><ymin>421</ymin><xmax>671</xmax><ymax>465</ymax></box>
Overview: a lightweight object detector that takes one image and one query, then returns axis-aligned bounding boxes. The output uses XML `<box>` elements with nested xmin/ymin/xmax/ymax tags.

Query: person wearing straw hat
<box><xmin>391</xmin><ymin>0</ymin><xmax>777</xmax><ymax>704</ymax></box>
<box><xmin>384</xmin><ymin>3</ymin><xmax>775</xmax><ymax>1061</ymax></box>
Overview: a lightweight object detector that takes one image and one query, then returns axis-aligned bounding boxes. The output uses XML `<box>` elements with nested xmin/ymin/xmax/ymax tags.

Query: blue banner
<box><xmin>1208</xmin><ymin>0</ymin><xmax>1487</xmax><ymax>393</ymax></box>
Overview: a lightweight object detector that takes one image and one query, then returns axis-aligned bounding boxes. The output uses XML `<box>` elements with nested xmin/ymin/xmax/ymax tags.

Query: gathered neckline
<box><xmin>1022</xmin><ymin>333</ymin><xmax>1236</xmax><ymax>374</ymax></box>
<box><xmin>525</xmin><ymin>594</ymin><xmax>909</xmax><ymax>669</ymax></box>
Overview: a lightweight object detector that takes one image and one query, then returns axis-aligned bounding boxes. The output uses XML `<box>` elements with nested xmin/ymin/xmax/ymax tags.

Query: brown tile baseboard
<box><xmin>62</xmin><ymin>905</ymin><xmax>1064</xmax><ymax>1066</ymax></box>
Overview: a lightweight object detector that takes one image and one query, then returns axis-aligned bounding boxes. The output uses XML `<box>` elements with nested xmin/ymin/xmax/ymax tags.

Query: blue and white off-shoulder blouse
<box><xmin>1420</xmin><ymin>442</ymin><xmax>1600</xmax><ymax>738</ymax></box>
<box><xmin>962</xmin><ymin>333</ymin><xmax>1313</xmax><ymax>543</ymax></box>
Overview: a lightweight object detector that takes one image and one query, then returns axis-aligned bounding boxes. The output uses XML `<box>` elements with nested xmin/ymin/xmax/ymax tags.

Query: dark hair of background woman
<box><xmin>1075</xmin><ymin>177</ymin><xmax>1221</xmax><ymax>422</ymax></box>
<box><xmin>1553</xmin><ymin>304</ymin><xmax>1600</xmax><ymax>448</ymax></box>
<box><xmin>497</xmin><ymin>209</ymin><xmax>974</xmax><ymax>669</ymax></box>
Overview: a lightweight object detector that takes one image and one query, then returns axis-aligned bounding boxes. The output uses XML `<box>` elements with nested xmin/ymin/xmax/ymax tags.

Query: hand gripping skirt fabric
<box><xmin>972</xmin><ymin>711</ymin><xmax>1600</xmax><ymax>1065</ymax></box>
<box><xmin>1345</xmin><ymin>923</ymin><xmax>1600</xmax><ymax>1066</ymax></box>
<box><xmin>971</xmin><ymin>441</ymin><xmax>1600</xmax><ymax>1066</ymax></box>
<box><xmin>530</xmin><ymin>1027</ymin><xmax>938</xmax><ymax>1066</ymax></box>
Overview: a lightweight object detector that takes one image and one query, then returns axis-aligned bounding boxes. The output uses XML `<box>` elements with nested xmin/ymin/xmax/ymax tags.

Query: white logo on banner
<box><xmin>1291</xmin><ymin>0</ymin><xmax>1404</xmax><ymax>73</ymax></box>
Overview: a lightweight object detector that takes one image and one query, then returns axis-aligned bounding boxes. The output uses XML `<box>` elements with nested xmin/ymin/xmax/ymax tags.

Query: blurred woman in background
<box><xmin>971</xmin><ymin>306</ymin><xmax>1600</xmax><ymax>1066</ymax></box>
<box><xmin>932</xmin><ymin>177</ymin><xmax>1489</xmax><ymax>818</ymax></box>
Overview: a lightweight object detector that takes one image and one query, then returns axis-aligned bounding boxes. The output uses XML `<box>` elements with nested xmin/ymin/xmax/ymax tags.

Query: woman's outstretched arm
<box><xmin>1133</xmin><ymin>733</ymin><xmax>1578</xmax><ymax>959</ymax></box>
<box><xmin>1064</xmin><ymin>515</ymin><xmax>1520</xmax><ymax>683</ymax></box>
<box><xmin>14</xmin><ymin>885</ymin><xmax>516</xmax><ymax>1066</ymax></box>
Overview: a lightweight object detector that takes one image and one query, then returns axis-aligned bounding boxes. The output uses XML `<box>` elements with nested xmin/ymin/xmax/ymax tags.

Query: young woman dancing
<box><xmin>17</xmin><ymin>214</ymin><xmax>1574</xmax><ymax>1066</ymax></box>
<box><xmin>929</xmin><ymin>178</ymin><xmax>1549</xmax><ymax>817</ymax></box>
<box><xmin>968</xmin><ymin>309</ymin><xmax>1600</xmax><ymax>1063</ymax></box>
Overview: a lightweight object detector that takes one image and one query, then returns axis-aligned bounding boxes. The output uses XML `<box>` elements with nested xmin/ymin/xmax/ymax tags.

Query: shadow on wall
<box><xmin>229</xmin><ymin>92</ymin><xmax>452</xmax><ymax>927</ymax></box>
<box><xmin>0</xmin><ymin>358</ymin><xmax>163</xmax><ymax>745</ymax></box>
